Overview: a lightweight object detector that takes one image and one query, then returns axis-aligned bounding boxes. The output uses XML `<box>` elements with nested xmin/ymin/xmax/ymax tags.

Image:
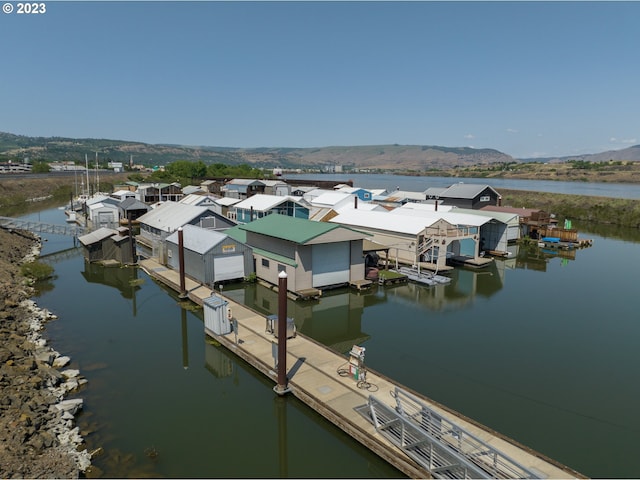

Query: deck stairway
<box><xmin>356</xmin><ymin>387</ymin><xmax>540</xmax><ymax>479</ymax></box>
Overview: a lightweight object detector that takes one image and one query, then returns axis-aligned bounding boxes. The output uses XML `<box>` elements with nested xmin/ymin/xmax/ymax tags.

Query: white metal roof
<box><xmin>261</xmin><ymin>179</ymin><xmax>288</xmax><ymax>187</ymax></box>
<box><xmin>234</xmin><ymin>194</ymin><xmax>307</xmax><ymax>212</ymax></box>
<box><xmin>397</xmin><ymin>202</ymin><xmax>454</xmax><ymax>213</ymax></box>
<box><xmin>310</xmin><ymin>191</ymin><xmax>354</xmax><ymax>208</ymax></box>
<box><xmin>330</xmin><ymin>210</ymin><xmax>434</xmax><ymax>235</ymax></box>
<box><xmin>88</xmin><ymin>201</ymin><xmax>118</xmax><ymax>212</ymax></box>
<box><xmin>111</xmin><ymin>190</ymin><xmax>135</xmax><ymax>198</ymax></box>
<box><xmin>389</xmin><ymin>208</ymin><xmax>490</xmax><ymax>227</ymax></box>
<box><xmin>180</xmin><ymin>193</ymin><xmax>218</xmax><ymax>206</ymax></box>
<box><xmin>302</xmin><ymin>188</ymin><xmax>334</xmax><ymax>202</ymax></box>
<box><xmin>165</xmin><ymin>224</ymin><xmax>231</xmax><ymax>254</ymax></box>
<box><xmin>337</xmin><ymin>202</ymin><xmax>384</xmax><ymax>213</ymax></box>
<box><xmin>383</xmin><ymin>190</ymin><xmax>426</xmax><ymax>202</ymax></box>
<box><xmin>215</xmin><ymin>196</ymin><xmax>242</xmax><ymax>207</ymax></box>
<box><xmin>84</xmin><ymin>194</ymin><xmax>111</xmax><ymax>206</ymax></box>
<box><xmin>182</xmin><ymin>185</ymin><xmax>204</xmax><ymax>195</ymax></box>
<box><xmin>137</xmin><ymin>201</ymin><xmax>214</xmax><ymax>232</ymax></box>
<box><xmin>226</xmin><ymin>178</ymin><xmax>265</xmax><ymax>186</ymax></box>
<box><xmin>451</xmin><ymin>207</ymin><xmax>520</xmax><ymax>224</ymax></box>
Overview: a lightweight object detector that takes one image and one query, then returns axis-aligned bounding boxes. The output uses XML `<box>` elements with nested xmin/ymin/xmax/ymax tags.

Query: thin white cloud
<box><xmin>610</xmin><ymin>137</ymin><xmax>637</xmax><ymax>144</ymax></box>
<box><xmin>464</xmin><ymin>134</ymin><xmax>475</xmax><ymax>139</ymax></box>
<box><xmin>506</xmin><ymin>128</ymin><xmax>518</xmax><ymax>134</ymax></box>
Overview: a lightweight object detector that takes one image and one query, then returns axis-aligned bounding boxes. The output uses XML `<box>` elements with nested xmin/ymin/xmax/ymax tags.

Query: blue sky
<box><xmin>1</xmin><ymin>1</ymin><xmax>638</xmax><ymax>159</ymax></box>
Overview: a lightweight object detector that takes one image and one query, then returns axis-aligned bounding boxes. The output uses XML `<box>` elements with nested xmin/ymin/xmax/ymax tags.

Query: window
<box><xmin>261</xmin><ymin>258</ymin><xmax>270</xmax><ymax>268</ymax></box>
<box><xmin>278</xmin><ymin>264</ymin><xmax>286</xmax><ymax>273</ymax></box>
<box><xmin>480</xmin><ymin>195</ymin><xmax>491</xmax><ymax>202</ymax></box>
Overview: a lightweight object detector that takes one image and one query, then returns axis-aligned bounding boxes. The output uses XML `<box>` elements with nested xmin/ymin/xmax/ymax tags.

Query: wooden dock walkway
<box><xmin>139</xmin><ymin>258</ymin><xmax>584</xmax><ymax>479</ymax></box>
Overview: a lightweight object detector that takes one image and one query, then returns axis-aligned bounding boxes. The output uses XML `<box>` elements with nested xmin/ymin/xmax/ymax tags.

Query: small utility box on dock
<box><xmin>203</xmin><ymin>295</ymin><xmax>232</xmax><ymax>335</ymax></box>
<box><xmin>348</xmin><ymin>345</ymin><xmax>366</xmax><ymax>381</ymax></box>
<box><xmin>266</xmin><ymin>314</ymin><xmax>296</xmax><ymax>339</ymax></box>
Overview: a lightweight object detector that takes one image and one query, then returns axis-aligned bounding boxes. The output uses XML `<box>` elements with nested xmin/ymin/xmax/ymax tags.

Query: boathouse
<box><xmin>179</xmin><ymin>193</ymin><xmax>219</xmax><ymax>208</ymax></box>
<box><xmin>165</xmin><ymin>224</ymin><xmax>252</xmax><ymax>285</ymax></box>
<box><xmin>136</xmin><ymin>183</ymin><xmax>184</xmax><ymax>203</ymax></box>
<box><xmin>136</xmin><ymin>202</ymin><xmax>237</xmax><ymax>260</ymax></box>
<box><xmin>390</xmin><ymin>206</ymin><xmax>491</xmax><ymax>262</ymax></box>
<box><xmin>214</xmin><ymin>196</ymin><xmax>242</xmax><ymax>219</ymax></box>
<box><xmin>452</xmin><ymin>207</ymin><xmax>521</xmax><ymax>252</ymax></box>
<box><xmin>86</xmin><ymin>199</ymin><xmax>120</xmax><ymax>229</ymax></box>
<box><xmin>335</xmin><ymin>186</ymin><xmax>374</xmax><ymax>202</ymax></box>
<box><xmin>118</xmin><ymin>197</ymin><xmax>150</xmax><ymax>224</ymax></box>
<box><xmin>78</xmin><ymin>227</ymin><xmax>135</xmax><ymax>265</ymax></box>
<box><xmin>226</xmin><ymin>214</ymin><xmax>368</xmax><ymax>295</ymax></box>
<box><xmin>261</xmin><ymin>179</ymin><xmax>290</xmax><ymax>196</ymax></box>
<box><xmin>480</xmin><ymin>205</ymin><xmax>555</xmax><ymax>239</ymax></box>
<box><xmin>424</xmin><ymin>183</ymin><xmax>501</xmax><ymax>209</ymax></box>
<box><xmin>221</xmin><ymin>179</ymin><xmax>265</xmax><ymax>200</ymax></box>
<box><xmin>232</xmin><ymin>194</ymin><xmax>311</xmax><ymax>224</ymax></box>
<box><xmin>330</xmin><ymin>209</ymin><xmax>485</xmax><ymax>270</ymax></box>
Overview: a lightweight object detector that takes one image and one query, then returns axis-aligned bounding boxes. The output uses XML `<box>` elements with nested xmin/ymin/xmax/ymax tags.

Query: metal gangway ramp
<box><xmin>356</xmin><ymin>386</ymin><xmax>540</xmax><ymax>479</ymax></box>
<box><xmin>0</xmin><ymin>216</ymin><xmax>86</xmax><ymax>237</ymax></box>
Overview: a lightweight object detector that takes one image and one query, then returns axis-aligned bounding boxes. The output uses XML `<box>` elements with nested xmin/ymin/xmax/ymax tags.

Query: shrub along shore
<box><xmin>499</xmin><ymin>189</ymin><xmax>640</xmax><ymax>229</ymax></box>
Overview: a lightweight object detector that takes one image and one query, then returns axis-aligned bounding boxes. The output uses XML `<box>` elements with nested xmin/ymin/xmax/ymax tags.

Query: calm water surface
<box><xmin>285</xmin><ymin>172</ymin><xmax>640</xmax><ymax>199</ymax></box>
<box><xmin>27</xmin><ymin>203</ymin><xmax>640</xmax><ymax>478</ymax></box>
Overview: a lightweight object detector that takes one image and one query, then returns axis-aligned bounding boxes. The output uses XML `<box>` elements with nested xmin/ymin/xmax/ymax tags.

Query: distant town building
<box><xmin>107</xmin><ymin>161</ymin><xmax>124</xmax><ymax>172</ymax></box>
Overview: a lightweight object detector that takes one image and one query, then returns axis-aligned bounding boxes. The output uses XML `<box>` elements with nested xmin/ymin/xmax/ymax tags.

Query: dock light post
<box><xmin>178</xmin><ymin>227</ymin><xmax>187</xmax><ymax>298</ymax></box>
<box><xmin>274</xmin><ymin>270</ymin><xmax>290</xmax><ymax>395</ymax></box>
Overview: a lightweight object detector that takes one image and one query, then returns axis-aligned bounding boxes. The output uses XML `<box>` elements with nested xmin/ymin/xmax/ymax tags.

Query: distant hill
<box><xmin>0</xmin><ymin>132</ymin><xmax>516</xmax><ymax>171</ymax></box>
<box><xmin>519</xmin><ymin>144</ymin><xmax>640</xmax><ymax>163</ymax></box>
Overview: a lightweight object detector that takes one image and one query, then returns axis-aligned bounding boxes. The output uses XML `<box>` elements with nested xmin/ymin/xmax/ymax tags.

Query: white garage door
<box><xmin>214</xmin><ymin>255</ymin><xmax>245</xmax><ymax>282</ymax></box>
<box><xmin>312</xmin><ymin>243</ymin><xmax>350</xmax><ymax>288</ymax></box>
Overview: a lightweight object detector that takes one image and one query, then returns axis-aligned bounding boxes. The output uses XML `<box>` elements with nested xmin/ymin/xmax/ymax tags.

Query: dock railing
<box><xmin>391</xmin><ymin>387</ymin><xmax>539</xmax><ymax>479</ymax></box>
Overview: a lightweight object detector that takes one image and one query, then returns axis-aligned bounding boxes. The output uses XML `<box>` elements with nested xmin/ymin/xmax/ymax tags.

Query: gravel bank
<box><xmin>0</xmin><ymin>227</ymin><xmax>90</xmax><ymax>478</ymax></box>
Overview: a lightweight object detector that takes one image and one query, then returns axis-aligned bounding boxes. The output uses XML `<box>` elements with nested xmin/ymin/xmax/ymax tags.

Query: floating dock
<box><xmin>139</xmin><ymin>258</ymin><xmax>585</xmax><ymax>479</ymax></box>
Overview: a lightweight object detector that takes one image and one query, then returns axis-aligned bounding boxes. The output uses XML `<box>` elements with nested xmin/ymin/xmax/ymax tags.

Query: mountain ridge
<box><xmin>1</xmin><ymin>131</ymin><xmax>639</xmax><ymax>171</ymax></box>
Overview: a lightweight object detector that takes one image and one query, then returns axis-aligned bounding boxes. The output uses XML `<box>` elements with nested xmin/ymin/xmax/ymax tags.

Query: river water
<box><xmin>284</xmin><ymin>172</ymin><xmax>640</xmax><ymax>199</ymax></box>
<box><xmin>23</xmin><ymin>179</ymin><xmax>640</xmax><ymax>478</ymax></box>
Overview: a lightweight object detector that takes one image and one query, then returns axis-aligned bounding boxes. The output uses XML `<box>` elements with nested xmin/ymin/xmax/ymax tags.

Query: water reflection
<box><xmin>181</xmin><ymin>308</ymin><xmax>189</xmax><ymax>370</ymax></box>
<box><xmin>204</xmin><ymin>339</ymin><xmax>233</xmax><ymax>379</ymax></box>
<box><xmin>81</xmin><ymin>261</ymin><xmax>143</xmax><ymax>302</ymax></box>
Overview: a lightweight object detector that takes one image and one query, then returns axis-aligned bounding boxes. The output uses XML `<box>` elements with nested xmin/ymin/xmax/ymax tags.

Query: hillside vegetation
<box><xmin>0</xmin><ymin>132</ymin><xmax>514</xmax><ymax>170</ymax></box>
<box><xmin>3</xmin><ymin>132</ymin><xmax>640</xmax><ymax>180</ymax></box>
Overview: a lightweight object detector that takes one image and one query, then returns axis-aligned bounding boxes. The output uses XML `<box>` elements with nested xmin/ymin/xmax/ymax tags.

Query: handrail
<box><xmin>0</xmin><ymin>216</ymin><xmax>87</xmax><ymax>237</ymax></box>
<box><xmin>392</xmin><ymin>387</ymin><xmax>539</xmax><ymax>479</ymax></box>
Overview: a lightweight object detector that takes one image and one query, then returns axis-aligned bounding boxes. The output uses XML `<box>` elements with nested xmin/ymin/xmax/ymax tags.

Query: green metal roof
<box><xmin>225</xmin><ymin>224</ymin><xmax>297</xmax><ymax>266</ymax></box>
<box><xmin>239</xmin><ymin>214</ymin><xmax>343</xmax><ymax>244</ymax></box>
<box><xmin>225</xmin><ymin>225</ymin><xmax>247</xmax><ymax>243</ymax></box>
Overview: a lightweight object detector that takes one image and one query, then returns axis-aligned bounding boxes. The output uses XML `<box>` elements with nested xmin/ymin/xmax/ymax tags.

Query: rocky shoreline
<box><xmin>0</xmin><ymin>227</ymin><xmax>90</xmax><ymax>478</ymax></box>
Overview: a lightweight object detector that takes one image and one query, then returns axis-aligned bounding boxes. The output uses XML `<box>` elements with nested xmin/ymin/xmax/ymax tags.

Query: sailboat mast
<box><xmin>85</xmin><ymin>154</ymin><xmax>90</xmax><ymax>197</ymax></box>
<box><xmin>95</xmin><ymin>151</ymin><xmax>100</xmax><ymax>194</ymax></box>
